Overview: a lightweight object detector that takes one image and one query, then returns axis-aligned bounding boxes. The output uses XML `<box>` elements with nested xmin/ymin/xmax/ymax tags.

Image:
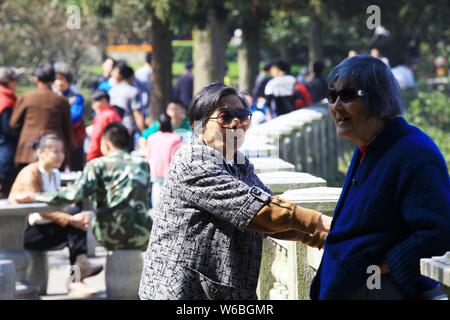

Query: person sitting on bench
<box><xmin>13</xmin><ymin>123</ymin><xmax>152</xmax><ymax>252</ymax></box>
<box><xmin>9</xmin><ymin>134</ymin><xmax>103</xmax><ymax>297</ymax></box>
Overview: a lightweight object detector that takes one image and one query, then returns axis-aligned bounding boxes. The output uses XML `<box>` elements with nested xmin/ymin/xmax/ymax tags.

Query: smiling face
<box><xmin>201</xmin><ymin>94</ymin><xmax>250</xmax><ymax>160</ymax></box>
<box><xmin>328</xmin><ymin>80</ymin><xmax>386</xmax><ymax>146</ymax></box>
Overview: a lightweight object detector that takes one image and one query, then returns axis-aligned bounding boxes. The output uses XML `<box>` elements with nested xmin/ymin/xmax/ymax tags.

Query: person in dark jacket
<box><xmin>0</xmin><ymin>67</ymin><xmax>19</xmax><ymax>198</ymax></box>
<box><xmin>53</xmin><ymin>61</ymin><xmax>86</xmax><ymax>171</ymax></box>
<box><xmin>310</xmin><ymin>54</ymin><xmax>450</xmax><ymax>300</ymax></box>
<box><xmin>174</xmin><ymin>61</ymin><xmax>194</xmax><ymax>108</ymax></box>
<box><xmin>306</xmin><ymin>61</ymin><xmax>328</xmax><ymax>103</ymax></box>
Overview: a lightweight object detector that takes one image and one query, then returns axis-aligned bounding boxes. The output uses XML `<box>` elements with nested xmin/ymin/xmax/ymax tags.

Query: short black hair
<box><xmin>102</xmin><ymin>122</ymin><xmax>131</xmax><ymax>150</ymax></box>
<box><xmin>313</xmin><ymin>61</ymin><xmax>325</xmax><ymax>76</ymax></box>
<box><xmin>187</xmin><ymin>83</ymin><xmax>249</xmax><ymax>133</ymax></box>
<box><xmin>114</xmin><ymin>60</ymin><xmax>134</xmax><ymax>80</ymax></box>
<box><xmin>91</xmin><ymin>89</ymin><xmax>110</xmax><ymax>102</ymax></box>
<box><xmin>54</xmin><ymin>61</ymin><xmax>73</xmax><ymax>83</ymax></box>
<box><xmin>263</xmin><ymin>63</ymin><xmax>271</xmax><ymax>72</ymax></box>
<box><xmin>271</xmin><ymin>59</ymin><xmax>290</xmax><ymax>73</ymax></box>
<box><xmin>328</xmin><ymin>54</ymin><xmax>403</xmax><ymax>119</ymax></box>
<box><xmin>145</xmin><ymin>52</ymin><xmax>152</xmax><ymax>64</ymax></box>
<box><xmin>158</xmin><ymin>113</ymin><xmax>173</xmax><ymax>133</ymax></box>
<box><xmin>168</xmin><ymin>98</ymin><xmax>185</xmax><ymax>109</ymax></box>
<box><xmin>35</xmin><ymin>63</ymin><xmax>55</xmax><ymax>83</ymax></box>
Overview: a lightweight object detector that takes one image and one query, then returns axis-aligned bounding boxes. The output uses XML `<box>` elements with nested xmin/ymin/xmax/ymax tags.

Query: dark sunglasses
<box><xmin>326</xmin><ymin>88</ymin><xmax>366</xmax><ymax>103</ymax></box>
<box><xmin>209</xmin><ymin>108</ymin><xmax>252</xmax><ymax>127</ymax></box>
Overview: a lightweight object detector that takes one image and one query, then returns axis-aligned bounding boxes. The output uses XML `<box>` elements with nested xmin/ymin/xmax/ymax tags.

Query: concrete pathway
<box><xmin>40</xmin><ymin>248</ymin><xmax>107</xmax><ymax>300</ymax></box>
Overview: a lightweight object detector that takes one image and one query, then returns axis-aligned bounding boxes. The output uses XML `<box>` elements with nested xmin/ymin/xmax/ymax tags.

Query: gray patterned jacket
<box><xmin>139</xmin><ymin>137</ymin><xmax>273</xmax><ymax>300</ymax></box>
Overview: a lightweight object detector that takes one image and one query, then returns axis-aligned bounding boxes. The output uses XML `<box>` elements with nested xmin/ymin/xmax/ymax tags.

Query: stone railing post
<box><xmin>421</xmin><ymin>252</ymin><xmax>450</xmax><ymax>298</ymax></box>
<box><xmin>279</xmin><ymin>187</ymin><xmax>341</xmax><ymax>299</ymax></box>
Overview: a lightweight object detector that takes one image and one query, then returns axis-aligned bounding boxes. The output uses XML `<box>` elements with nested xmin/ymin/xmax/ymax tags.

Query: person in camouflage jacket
<box><xmin>16</xmin><ymin>123</ymin><xmax>152</xmax><ymax>251</ymax></box>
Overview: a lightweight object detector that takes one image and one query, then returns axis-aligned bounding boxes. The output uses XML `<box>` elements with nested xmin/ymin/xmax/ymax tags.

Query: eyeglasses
<box><xmin>326</xmin><ymin>88</ymin><xmax>366</xmax><ymax>104</ymax></box>
<box><xmin>208</xmin><ymin>108</ymin><xmax>252</xmax><ymax>128</ymax></box>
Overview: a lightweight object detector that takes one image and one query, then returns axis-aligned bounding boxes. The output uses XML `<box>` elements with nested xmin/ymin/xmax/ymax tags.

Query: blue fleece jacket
<box><xmin>310</xmin><ymin>116</ymin><xmax>450</xmax><ymax>299</ymax></box>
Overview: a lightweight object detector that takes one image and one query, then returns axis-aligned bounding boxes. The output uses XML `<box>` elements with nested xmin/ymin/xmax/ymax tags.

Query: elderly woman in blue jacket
<box><xmin>310</xmin><ymin>54</ymin><xmax>450</xmax><ymax>300</ymax></box>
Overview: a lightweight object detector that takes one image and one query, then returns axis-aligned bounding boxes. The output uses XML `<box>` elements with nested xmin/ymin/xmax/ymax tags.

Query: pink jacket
<box><xmin>146</xmin><ymin>132</ymin><xmax>182</xmax><ymax>179</ymax></box>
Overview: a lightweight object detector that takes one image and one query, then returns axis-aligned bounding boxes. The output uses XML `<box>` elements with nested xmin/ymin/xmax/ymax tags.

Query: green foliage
<box><xmin>403</xmin><ymin>91</ymin><xmax>450</xmax><ymax>168</ymax></box>
<box><xmin>172</xmin><ymin>40</ymin><xmax>192</xmax><ymax>63</ymax></box>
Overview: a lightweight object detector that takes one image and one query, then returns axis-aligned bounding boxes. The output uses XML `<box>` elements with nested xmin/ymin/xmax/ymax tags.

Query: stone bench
<box><xmin>105</xmin><ymin>249</ymin><xmax>144</xmax><ymax>299</ymax></box>
<box><xmin>0</xmin><ymin>260</ymin><xmax>16</xmax><ymax>299</ymax></box>
<box><xmin>0</xmin><ymin>200</ymin><xmax>61</xmax><ymax>299</ymax></box>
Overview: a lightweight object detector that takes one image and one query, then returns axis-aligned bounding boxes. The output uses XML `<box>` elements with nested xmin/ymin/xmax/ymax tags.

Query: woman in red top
<box><xmin>86</xmin><ymin>90</ymin><xmax>122</xmax><ymax>161</ymax></box>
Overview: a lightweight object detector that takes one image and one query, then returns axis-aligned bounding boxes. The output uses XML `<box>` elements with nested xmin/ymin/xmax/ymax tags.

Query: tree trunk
<box><xmin>308</xmin><ymin>14</ymin><xmax>323</xmax><ymax>71</ymax></box>
<box><xmin>193</xmin><ymin>9</ymin><xmax>227</xmax><ymax>94</ymax></box>
<box><xmin>239</xmin><ymin>12</ymin><xmax>261</xmax><ymax>93</ymax></box>
<box><xmin>150</xmin><ymin>11</ymin><xmax>172</xmax><ymax>121</ymax></box>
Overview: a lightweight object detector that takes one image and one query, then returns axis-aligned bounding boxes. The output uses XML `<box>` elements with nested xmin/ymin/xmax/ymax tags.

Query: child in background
<box><xmin>146</xmin><ymin>113</ymin><xmax>182</xmax><ymax>208</ymax></box>
<box><xmin>86</xmin><ymin>90</ymin><xmax>122</xmax><ymax>161</ymax></box>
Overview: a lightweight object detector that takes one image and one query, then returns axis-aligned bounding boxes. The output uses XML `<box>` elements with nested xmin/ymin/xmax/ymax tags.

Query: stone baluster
<box><xmin>278</xmin><ymin>187</ymin><xmax>341</xmax><ymax>299</ymax></box>
<box><xmin>420</xmin><ymin>252</ymin><xmax>450</xmax><ymax>298</ymax></box>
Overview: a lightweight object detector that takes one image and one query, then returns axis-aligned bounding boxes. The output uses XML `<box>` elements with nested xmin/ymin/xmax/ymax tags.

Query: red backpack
<box><xmin>293</xmin><ymin>80</ymin><xmax>313</xmax><ymax>109</ymax></box>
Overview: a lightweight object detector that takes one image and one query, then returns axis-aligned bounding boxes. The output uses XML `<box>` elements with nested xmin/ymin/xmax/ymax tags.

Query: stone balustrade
<box><xmin>256</xmin><ymin>186</ymin><xmax>341</xmax><ymax>300</ymax></box>
<box><xmin>0</xmin><ymin>200</ymin><xmax>61</xmax><ymax>299</ymax></box>
<box><xmin>257</xmin><ymin>171</ymin><xmax>326</xmax><ymax>195</ymax></box>
<box><xmin>250</xmin><ymin>157</ymin><xmax>295</xmax><ymax>174</ymax></box>
<box><xmin>247</xmin><ymin>106</ymin><xmax>345</xmax><ymax>300</ymax></box>
<box><xmin>250</xmin><ymin>151</ymin><xmax>341</xmax><ymax>300</ymax></box>
<box><xmin>421</xmin><ymin>252</ymin><xmax>450</xmax><ymax>297</ymax></box>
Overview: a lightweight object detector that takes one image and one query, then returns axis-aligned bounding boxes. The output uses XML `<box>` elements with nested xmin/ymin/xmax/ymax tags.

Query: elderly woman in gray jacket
<box><xmin>139</xmin><ymin>83</ymin><xmax>332</xmax><ymax>300</ymax></box>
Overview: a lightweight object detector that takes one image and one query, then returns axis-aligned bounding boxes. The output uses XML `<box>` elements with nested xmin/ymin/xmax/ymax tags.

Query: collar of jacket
<box><xmin>191</xmin><ymin>136</ymin><xmax>249</xmax><ymax>170</ymax></box>
<box><xmin>191</xmin><ymin>135</ymin><xmax>227</xmax><ymax>163</ymax></box>
<box><xmin>106</xmin><ymin>149</ymin><xmax>129</xmax><ymax>159</ymax></box>
<box><xmin>332</xmin><ymin>116</ymin><xmax>411</xmax><ymax>222</ymax></box>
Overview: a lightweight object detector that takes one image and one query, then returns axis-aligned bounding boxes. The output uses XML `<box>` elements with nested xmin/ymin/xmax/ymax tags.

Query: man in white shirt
<box><xmin>392</xmin><ymin>59</ymin><xmax>415</xmax><ymax>89</ymax></box>
<box><xmin>264</xmin><ymin>60</ymin><xmax>297</xmax><ymax>117</ymax></box>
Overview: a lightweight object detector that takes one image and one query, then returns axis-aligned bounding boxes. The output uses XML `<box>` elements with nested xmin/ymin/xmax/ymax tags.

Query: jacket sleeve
<box><xmin>178</xmin><ymin>151</ymin><xmax>271</xmax><ymax>232</ymax></box>
<box><xmin>61</xmin><ymin>100</ymin><xmax>73</xmax><ymax>159</ymax></box>
<box><xmin>70</xmin><ymin>94</ymin><xmax>85</xmax><ymax>124</ymax></box>
<box><xmin>385</xmin><ymin>160</ymin><xmax>450</xmax><ymax>292</ymax></box>
<box><xmin>247</xmin><ymin>196</ymin><xmax>321</xmax><ymax>235</ymax></box>
<box><xmin>269</xmin><ymin>230</ymin><xmax>327</xmax><ymax>249</ymax></box>
<box><xmin>9</xmin><ymin>95</ymin><xmax>26</xmax><ymax>129</ymax></box>
<box><xmin>86</xmin><ymin>119</ymin><xmax>102</xmax><ymax>161</ymax></box>
<box><xmin>0</xmin><ymin>108</ymin><xmax>18</xmax><ymax>140</ymax></box>
<box><xmin>35</xmin><ymin>161</ymin><xmax>98</xmax><ymax>205</ymax></box>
